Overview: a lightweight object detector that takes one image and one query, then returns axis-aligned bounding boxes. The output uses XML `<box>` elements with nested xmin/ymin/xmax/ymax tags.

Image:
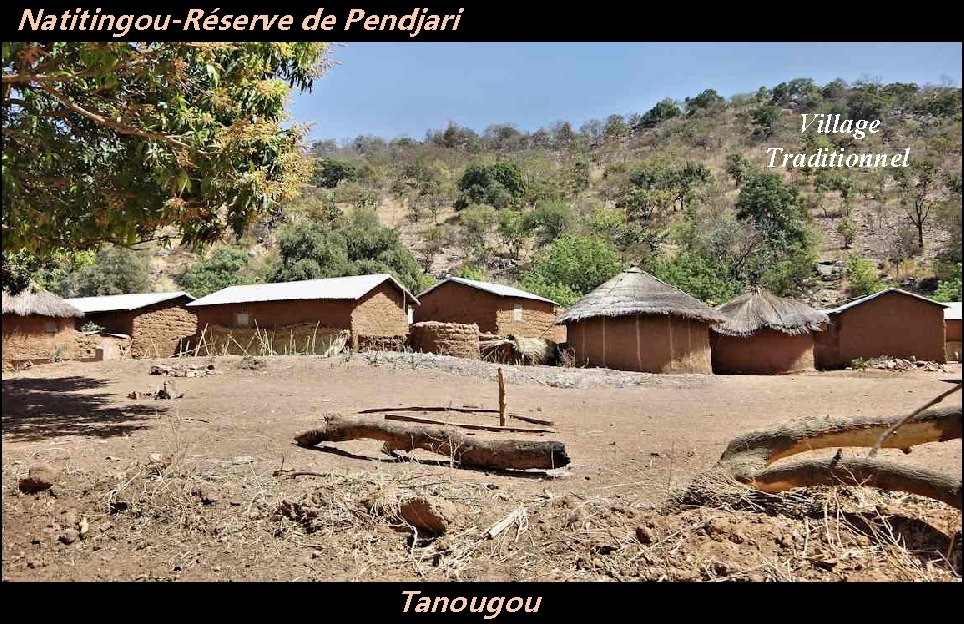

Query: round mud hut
<box><xmin>557</xmin><ymin>267</ymin><xmax>725</xmax><ymax>374</ymax></box>
<box><xmin>711</xmin><ymin>289</ymin><xmax>829</xmax><ymax>374</ymax></box>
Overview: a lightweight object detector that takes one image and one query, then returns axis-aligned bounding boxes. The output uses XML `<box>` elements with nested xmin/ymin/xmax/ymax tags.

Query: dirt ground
<box><xmin>2</xmin><ymin>354</ymin><xmax>961</xmax><ymax>581</ymax></box>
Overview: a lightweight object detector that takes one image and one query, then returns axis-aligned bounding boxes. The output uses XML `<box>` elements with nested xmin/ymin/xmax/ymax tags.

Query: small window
<box><xmin>407</xmin><ymin>306</ymin><xmax>415</xmax><ymax>324</ymax></box>
<box><xmin>235</xmin><ymin>312</ymin><xmax>250</xmax><ymax>328</ymax></box>
<box><xmin>513</xmin><ymin>304</ymin><xmax>523</xmax><ymax>322</ymax></box>
<box><xmin>44</xmin><ymin>321</ymin><xmax>58</xmax><ymax>334</ymax></box>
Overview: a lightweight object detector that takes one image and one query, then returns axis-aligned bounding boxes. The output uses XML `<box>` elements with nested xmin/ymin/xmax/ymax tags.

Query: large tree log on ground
<box><xmin>704</xmin><ymin>404</ymin><xmax>962</xmax><ymax>509</ymax></box>
<box><xmin>750</xmin><ymin>457</ymin><xmax>962</xmax><ymax>510</ymax></box>
<box><xmin>295</xmin><ymin>415</ymin><xmax>570</xmax><ymax>471</ymax></box>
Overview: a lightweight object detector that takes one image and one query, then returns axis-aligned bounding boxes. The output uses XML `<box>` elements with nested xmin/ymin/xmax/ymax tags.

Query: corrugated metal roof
<box><xmin>825</xmin><ymin>288</ymin><xmax>947</xmax><ymax>315</ymax></box>
<box><xmin>187</xmin><ymin>274</ymin><xmax>418</xmax><ymax>307</ymax></box>
<box><xmin>946</xmin><ymin>302</ymin><xmax>962</xmax><ymax>320</ymax></box>
<box><xmin>418</xmin><ymin>276</ymin><xmax>557</xmax><ymax>305</ymax></box>
<box><xmin>66</xmin><ymin>291</ymin><xmax>193</xmax><ymax>313</ymax></box>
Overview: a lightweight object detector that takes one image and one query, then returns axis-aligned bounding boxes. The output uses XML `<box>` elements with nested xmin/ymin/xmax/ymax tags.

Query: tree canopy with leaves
<box><xmin>2</xmin><ymin>41</ymin><xmax>328</xmax><ymax>260</ymax></box>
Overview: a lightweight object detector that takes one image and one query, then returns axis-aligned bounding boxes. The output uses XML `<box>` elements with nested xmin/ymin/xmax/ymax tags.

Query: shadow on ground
<box><xmin>2</xmin><ymin>375</ymin><xmax>162</xmax><ymax>441</ymax></box>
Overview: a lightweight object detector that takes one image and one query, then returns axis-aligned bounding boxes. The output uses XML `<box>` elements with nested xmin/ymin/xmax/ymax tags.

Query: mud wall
<box><xmin>946</xmin><ymin>318</ymin><xmax>962</xmax><ymax>363</ymax></box>
<box><xmin>410</xmin><ymin>321</ymin><xmax>480</xmax><ymax>359</ymax></box>
<box><xmin>195</xmin><ymin>299</ymin><xmax>355</xmax><ymax>332</ymax></box>
<box><xmin>565</xmin><ymin>314</ymin><xmax>713</xmax><ymax>374</ymax></box>
<box><xmin>350</xmin><ymin>282</ymin><xmax>412</xmax><ymax>341</ymax></box>
<box><xmin>2</xmin><ymin>315</ymin><xmax>80</xmax><ymax>369</ymax></box>
<box><xmin>711</xmin><ymin>330</ymin><xmax>815</xmax><ymax>374</ymax></box>
<box><xmin>815</xmin><ymin>292</ymin><xmax>946</xmax><ymax>368</ymax></box>
<box><xmin>415</xmin><ymin>281</ymin><xmax>557</xmax><ymax>338</ymax></box>
<box><xmin>129</xmin><ymin>305</ymin><xmax>197</xmax><ymax>358</ymax></box>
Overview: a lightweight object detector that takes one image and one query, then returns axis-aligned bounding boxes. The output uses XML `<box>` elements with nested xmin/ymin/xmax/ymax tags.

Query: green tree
<box><xmin>526</xmin><ymin>201</ymin><xmax>574</xmax><ymax>246</ymax></box>
<box><xmin>629</xmin><ymin>162</ymin><xmax>711</xmax><ymax>212</ymax></box>
<box><xmin>270</xmin><ymin>220</ymin><xmax>423</xmax><ymax>293</ymax></box>
<box><xmin>520</xmin><ymin>235</ymin><xmax>622</xmax><ymax>306</ymax></box>
<box><xmin>637</xmin><ymin>98</ymin><xmax>682</xmax><ymax>129</ymax></box>
<box><xmin>749</xmin><ymin>103</ymin><xmax>781</xmax><ymax>139</ymax></box>
<box><xmin>178</xmin><ymin>247</ymin><xmax>252</xmax><ymax>298</ymax></box>
<box><xmin>458</xmin><ymin>204</ymin><xmax>498</xmax><ymax>262</ymax></box>
<box><xmin>312</xmin><ymin>158</ymin><xmax>360</xmax><ymax>189</ymax></box>
<box><xmin>895</xmin><ymin>161</ymin><xmax>940</xmax><ymax>251</ymax></box>
<box><xmin>75</xmin><ymin>247</ymin><xmax>152</xmax><ymax>296</ymax></box>
<box><xmin>685</xmin><ymin>89</ymin><xmax>724</xmax><ymax>115</ymax></box>
<box><xmin>498</xmin><ymin>209</ymin><xmax>531</xmax><ymax>259</ymax></box>
<box><xmin>845</xmin><ymin>255</ymin><xmax>884</xmax><ymax>297</ymax></box>
<box><xmin>455</xmin><ymin>162</ymin><xmax>526</xmax><ymax>210</ymax></box>
<box><xmin>932</xmin><ymin>262</ymin><xmax>962</xmax><ymax>302</ymax></box>
<box><xmin>725</xmin><ymin>153</ymin><xmax>750</xmax><ymax>186</ymax></box>
<box><xmin>1</xmin><ymin>248</ymin><xmax>94</xmax><ymax>297</ymax></box>
<box><xmin>647</xmin><ymin>252</ymin><xmax>743</xmax><ymax>305</ymax></box>
<box><xmin>3</xmin><ymin>42</ymin><xmax>328</xmax><ymax>262</ymax></box>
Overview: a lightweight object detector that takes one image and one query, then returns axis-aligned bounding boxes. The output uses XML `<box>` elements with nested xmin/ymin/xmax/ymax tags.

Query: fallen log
<box><xmin>295</xmin><ymin>415</ymin><xmax>570</xmax><ymax>471</ymax></box>
<box><xmin>511</xmin><ymin>414</ymin><xmax>555</xmax><ymax>426</ymax></box>
<box><xmin>383</xmin><ymin>413</ymin><xmax>555</xmax><ymax>434</ymax></box>
<box><xmin>704</xmin><ymin>404</ymin><xmax>962</xmax><ymax>509</ymax></box>
<box><xmin>749</xmin><ymin>457</ymin><xmax>962</xmax><ymax>510</ymax></box>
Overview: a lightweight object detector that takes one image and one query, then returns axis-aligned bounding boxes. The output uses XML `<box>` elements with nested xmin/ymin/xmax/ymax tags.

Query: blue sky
<box><xmin>290</xmin><ymin>42</ymin><xmax>963</xmax><ymax>143</ymax></box>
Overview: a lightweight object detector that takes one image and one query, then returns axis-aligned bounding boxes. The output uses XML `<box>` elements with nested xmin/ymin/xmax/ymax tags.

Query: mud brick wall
<box><xmin>2</xmin><ymin>315</ymin><xmax>80</xmax><ymax>369</ymax></box>
<box><xmin>711</xmin><ymin>330</ymin><xmax>815</xmax><ymax>374</ymax></box>
<box><xmin>409</xmin><ymin>321</ymin><xmax>480</xmax><ymax>359</ymax></box>
<box><xmin>415</xmin><ymin>281</ymin><xmax>559</xmax><ymax>338</ymax></box>
<box><xmin>350</xmin><ymin>282</ymin><xmax>413</xmax><ymax>342</ymax></box>
<box><xmin>129</xmin><ymin>305</ymin><xmax>198</xmax><ymax>358</ymax></box>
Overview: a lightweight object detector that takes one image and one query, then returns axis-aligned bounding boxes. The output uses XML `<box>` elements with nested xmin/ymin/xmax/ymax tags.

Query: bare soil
<box><xmin>2</xmin><ymin>354</ymin><xmax>961</xmax><ymax>581</ymax></box>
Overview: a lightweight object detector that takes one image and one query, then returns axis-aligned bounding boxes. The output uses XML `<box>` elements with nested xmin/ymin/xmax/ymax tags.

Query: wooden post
<box><xmin>498</xmin><ymin>368</ymin><xmax>506</xmax><ymax>426</ymax></box>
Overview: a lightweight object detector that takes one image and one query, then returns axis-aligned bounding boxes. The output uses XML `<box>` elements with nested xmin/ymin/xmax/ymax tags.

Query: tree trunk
<box><xmin>295</xmin><ymin>415</ymin><xmax>570</xmax><ymax>471</ymax></box>
<box><xmin>709</xmin><ymin>405</ymin><xmax>962</xmax><ymax>509</ymax></box>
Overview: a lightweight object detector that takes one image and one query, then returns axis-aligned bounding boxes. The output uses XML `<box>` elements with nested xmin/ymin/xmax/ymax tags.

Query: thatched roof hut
<box><xmin>557</xmin><ymin>267</ymin><xmax>723</xmax><ymax>374</ymax></box>
<box><xmin>713</xmin><ymin>289</ymin><xmax>828</xmax><ymax>337</ymax></box>
<box><xmin>2</xmin><ymin>289</ymin><xmax>83</xmax><ymax>318</ymax></box>
<box><xmin>2</xmin><ymin>288</ymin><xmax>83</xmax><ymax>369</ymax></box>
<box><xmin>557</xmin><ymin>267</ymin><xmax>725</xmax><ymax>325</ymax></box>
<box><xmin>710</xmin><ymin>289</ymin><xmax>827</xmax><ymax>374</ymax></box>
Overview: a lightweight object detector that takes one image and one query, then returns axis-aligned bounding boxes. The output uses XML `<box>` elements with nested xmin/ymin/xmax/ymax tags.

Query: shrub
<box><xmin>845</xmin><ymin>255</ymin><xmax>884</xmax><ymax>297</ymax></box>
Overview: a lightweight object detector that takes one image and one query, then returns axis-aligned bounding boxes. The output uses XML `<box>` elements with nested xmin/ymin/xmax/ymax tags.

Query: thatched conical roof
<box><xmin>713</xmin><ymin>289</ymin><xmax>828</xmax><ymax>337</ymax></box>
<box><xmin>2</xmin><ymin>288</ymin><xmax>83</xmax><ymax>318</ymax></box>
<box><xmin>556</xmin><ymin>267</ymin><xmax>726</xmax><ymax>325</ymax></box>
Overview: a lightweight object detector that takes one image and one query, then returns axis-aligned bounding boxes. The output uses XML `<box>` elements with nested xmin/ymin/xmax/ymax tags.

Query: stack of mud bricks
<box><xmin>409</xmin><ymin>322</ymin><xmax>480</xmax><ymax>359</ymax></box>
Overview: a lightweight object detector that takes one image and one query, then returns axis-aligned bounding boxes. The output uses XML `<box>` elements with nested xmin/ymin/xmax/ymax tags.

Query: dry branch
<box><xmin>498</xmin><ymin>368</ymin><xmax>506</xmax><ymax>427</ymax></box>
<box><xmin>356</xmin><ymin>405</ymin><xmax>555</xmax><ymax>426</ymax></box>
<box><xmin>707</xmin><ymin>405</ymin><xmax>962</xmax><ymax>509</ymax></box>
<box><xmin>295</xmin><ymin>415</ymin><xmax>570</xmax><ymax>471</ymax></box>
<box><xmin>383</xmin><ymin>413</ymin><xmax>554</xmax><ymax>434</ymax></box>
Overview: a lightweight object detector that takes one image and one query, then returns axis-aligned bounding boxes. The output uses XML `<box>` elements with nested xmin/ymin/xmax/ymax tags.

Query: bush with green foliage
<box><xmin>458</xmin><ymin>204</ymin><xmax>498</xmax><ymax>262</ymax></box>
<box><xmin>647</xmin><ymin>252</ymin><xmax>744</xmax><ymax>305</ymax></box>
<box><xmin>1</xmin><ymin>249</ymin><xmax>94</xmax><ymax>297</ymax></box>
<box><xmin>312</xmin><ymin>158</ymin><xmax>361</xmax><ymax>189</ymax></box>
<box><xmin>455</xmin><ymin>162</ymin><xmax>526</xmax><ymax>210</ymax></box>
<box><xmin>836</xmin><ymin>215</ymin><xmax>858</xmax><ymax>249</ymax></box>
<box><xmin>519</xmin><ymin>235</ymin><xmax>622</xmax><ymax>306</ymax></box>
<box><xmin>178</xmin><ymin>247</ymin><xmax>253</xmax><ymax>298</ymax></box>
<box><xmin>932</xmin><ymin>262</ymin><xmax>962</xmax><ymax>302</ymax></box>
<box><xmin>75</xmin><ymin>247</ymin><xmax>152</xmax><ymax>296</ymax></box>
<box><xmin>845</xmin><ymin>255</ymin><xmax>884</xmax><ymax>297</ymax></box>
<box><xmin>526</xmin><ymin>201</ymin><xmax>574</xmax><ymax>246</ymax></box>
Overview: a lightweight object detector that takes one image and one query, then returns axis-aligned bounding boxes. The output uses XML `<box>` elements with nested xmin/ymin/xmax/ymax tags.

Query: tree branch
<box><xmin>35</xmin><ymin>83</ymin><xmax>188</xmax><ymax>149</ymax></box>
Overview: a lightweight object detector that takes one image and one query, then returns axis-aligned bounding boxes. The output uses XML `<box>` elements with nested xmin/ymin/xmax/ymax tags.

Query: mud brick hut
<box><xmin>711</xmin><ymin>289</ymin><xmax>828</xmax><ymax>374</ymax></box>
<box><xmin>556</xmin><ymin>267</ymin><xmax>725</xmax><ymax>374</ymax></box>
<box><xmin>415</xmin><ymin>277</ymin><xmax>560</xmax><ymax>339</ymax></box>
<box><xmin>944</xmin><ymin>302</ymin><xmax>961</xmax><ymax>363</ymax></box>
<box><xmin>66</xmin><ymin>292</ymin><xmax>197</xmax><ymax>359</ymax></box>
<box><xmin>187</xmin><ymin>274</ymin><xmax>418</xmax><ymax>352</ymax></box>
<box><xmin>2</xmin><ymin>288</ymin><xmax>83</xmax><ymax>369</ymax></box>
<box><xmin>813</xmin><ymin>288</ymin><xmax>948</xmax><ymax>369</ymax></box>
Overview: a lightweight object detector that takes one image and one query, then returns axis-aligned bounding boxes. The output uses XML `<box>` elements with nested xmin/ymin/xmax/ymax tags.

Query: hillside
<box><xmin>42</xmin><ymin>78</ymin><xmax>964</xmax><ymax>307</ymax></box>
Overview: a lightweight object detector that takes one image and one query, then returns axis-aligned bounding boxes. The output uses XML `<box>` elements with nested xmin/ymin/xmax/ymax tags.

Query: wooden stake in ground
<box><xmin>498</xmin><ymin>368</ymin><xmax>506</xmax><ymax>426</ymax></box>
<box><xmin>295</xmin><ymin>415</ymin><xmax>570</xmax><ymax>471</ymax></box>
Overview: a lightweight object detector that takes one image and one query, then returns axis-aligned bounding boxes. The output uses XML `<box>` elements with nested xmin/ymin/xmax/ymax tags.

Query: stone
<box><xmin>398</xmin><ymin>495</ymin><xmax>457</xmax><ymax>535</ymax></box>
<box><xmin>19</xmin><ymin>464</ymin><xmax>59</xmax><ymax>494</ymax></box>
